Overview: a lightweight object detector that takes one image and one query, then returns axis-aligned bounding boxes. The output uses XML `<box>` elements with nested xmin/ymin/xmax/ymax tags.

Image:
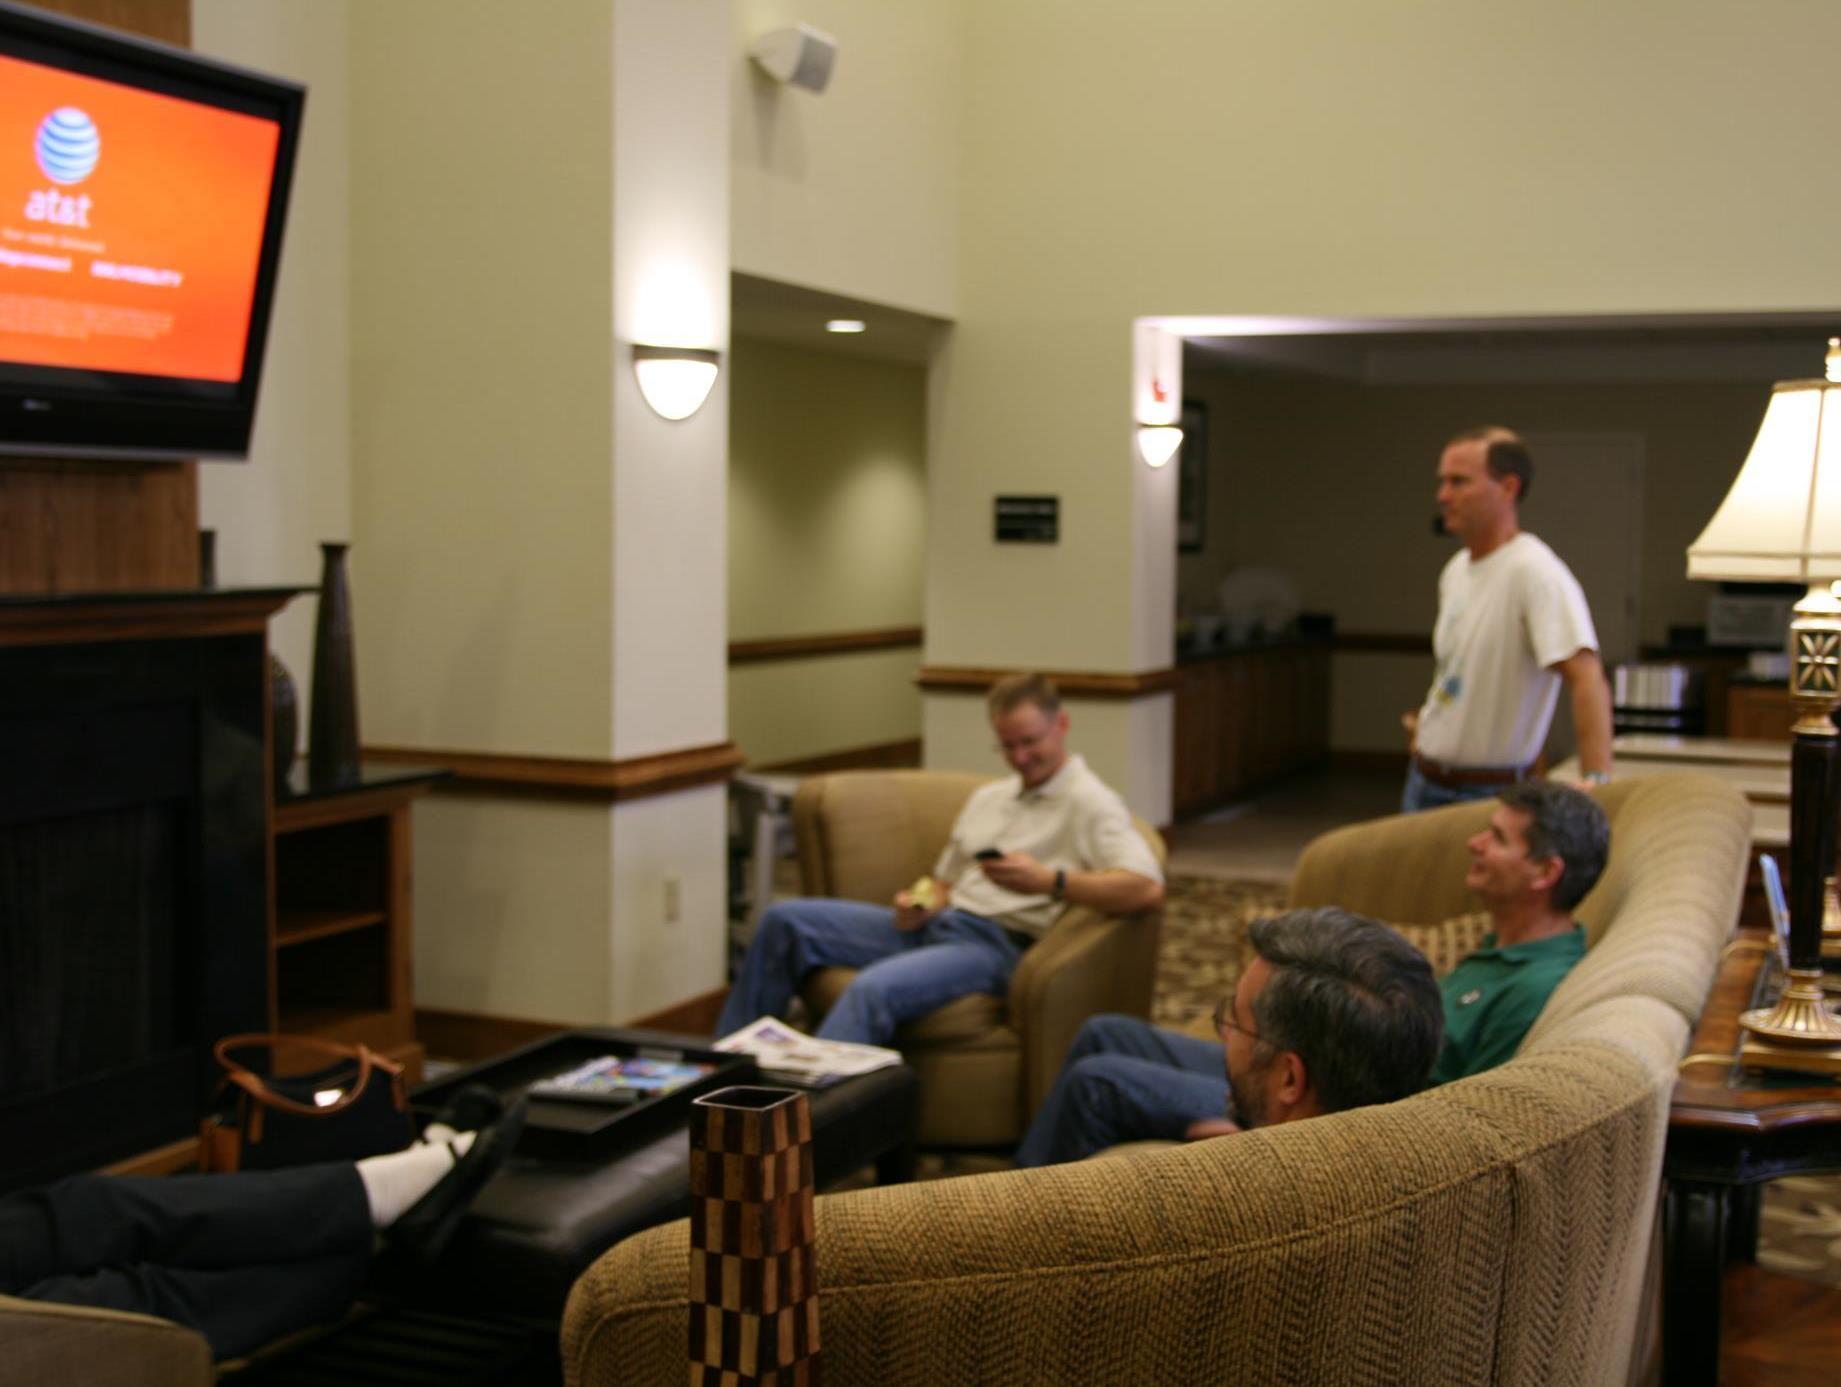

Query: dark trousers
<box><xmin>0</xmin><ymin>1164</ymin><xmax>373</xmax><ymax>1361</ymax></box>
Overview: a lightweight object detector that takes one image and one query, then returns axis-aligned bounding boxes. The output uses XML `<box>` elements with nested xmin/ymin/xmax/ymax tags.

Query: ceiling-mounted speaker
<box><xmin>750</xmin><ymin>22</ymin><xmax>838</xmax><ymax>94</ymax></box>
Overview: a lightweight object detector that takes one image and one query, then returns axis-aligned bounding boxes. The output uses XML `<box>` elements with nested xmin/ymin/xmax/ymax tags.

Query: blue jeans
<box><xmin>1400</xmin><ymin>763</ymin><xmax>1503</xmax><ymax>814</ymax></box>
<box><xmin>1013</xmin><ymin>1014</ymin><xmax>1230</xmax><ymax>1167</ymax></box>
<box><xmin>716</xmin><ymin>898</ymin><xmax>1024</xmax><ymax>1045</ymax></box>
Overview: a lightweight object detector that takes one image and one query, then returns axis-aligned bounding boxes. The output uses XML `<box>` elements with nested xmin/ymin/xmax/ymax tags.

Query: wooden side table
<box><xmin>1665</xmin><ymin>931</ymin><xmax>1841</xmax><ymax>1385</ymax></box>
<box><xmin>272</xmin><ymin>762</ymin><xmax>446</xmax><ymax>1081</ymax></box>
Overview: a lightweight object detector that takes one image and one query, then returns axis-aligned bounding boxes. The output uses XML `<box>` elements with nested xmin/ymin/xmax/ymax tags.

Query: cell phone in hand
<box><xmin>975</xmin><ymin>847</ymin><xmax>1003</xmax><ymax>861</ymax></box>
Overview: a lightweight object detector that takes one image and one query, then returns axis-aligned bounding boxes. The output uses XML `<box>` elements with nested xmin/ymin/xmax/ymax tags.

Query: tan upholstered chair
<box><xmin>790</xmin><ymin>769</ymin><xmax>1166</xmax><ymax>1148</ymax></box>
<box><xmin>0</xmin><ymin>1293</ymin><xmax>211</xmax><ymax>1387</ymax></box>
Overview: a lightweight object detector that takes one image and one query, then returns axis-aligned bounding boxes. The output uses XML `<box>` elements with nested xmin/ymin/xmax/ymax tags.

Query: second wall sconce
<box><xmin>1137</xmin><ymin>423</ymin><xmax>1184</xmax><ymax>468</ymax></box>
<box><xmin>633</xmin><ymin>345</ymin><xmax>721</xmax><ymax>421</ymax></box>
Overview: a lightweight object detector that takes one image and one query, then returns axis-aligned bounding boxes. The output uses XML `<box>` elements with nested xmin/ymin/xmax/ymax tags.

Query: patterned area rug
<box><xmin>1151</xmin><ymin>876</ymin><xmax>1841</xmax><ymax>1290</ymax></box>
<box><xmin>1150</xmin><ymin>874</ymin><xmax>1278</xmax><ymax>1030</ymax></box>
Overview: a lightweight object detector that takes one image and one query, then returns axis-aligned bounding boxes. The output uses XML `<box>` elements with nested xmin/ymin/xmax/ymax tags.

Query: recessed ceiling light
<box><xmin>825</xmin><ymin>319</ymin><xmax>867</xmax><ymax>334</ymax></box>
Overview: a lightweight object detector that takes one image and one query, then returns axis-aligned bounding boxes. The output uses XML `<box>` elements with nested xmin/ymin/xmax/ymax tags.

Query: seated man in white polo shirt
<box><xmin>716</xmin><ymin>673</ymin><xmax>1165</xmax><ymax>1046</ymax></box>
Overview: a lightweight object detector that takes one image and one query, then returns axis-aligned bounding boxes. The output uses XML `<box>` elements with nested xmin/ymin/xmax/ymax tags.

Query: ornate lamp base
<box><xmin>1741</xmin><ymin>583</ymin><xmax>1841</xmax><ymax>1074</ymax></box>
<box><xmin>1741</xmin><ymin>967</ymin><xmax>1841</xmax><ymax>1040</ymax></box>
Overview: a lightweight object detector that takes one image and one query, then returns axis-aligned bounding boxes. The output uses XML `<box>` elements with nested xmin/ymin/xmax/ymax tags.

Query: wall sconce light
<box><xmin>632</xmin><ymin>345</ymin><xmax>720</xmax><ymax>421</ymax></box>
<box><xmin>1137</xmin><ymin>423</ymin><xmax>1184</xmax><ymax>468</ymax></box>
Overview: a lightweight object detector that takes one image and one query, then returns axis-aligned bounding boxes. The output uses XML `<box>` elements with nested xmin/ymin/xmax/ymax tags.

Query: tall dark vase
<box><xmin>270</xmin><ymin>655</ymin><xmax>298</xmax><ymax>794</ymax></box>
<box><xmin>308</xmin><ymin>542</ymin><xmax>361</xmax><ymax>787</ymax></box>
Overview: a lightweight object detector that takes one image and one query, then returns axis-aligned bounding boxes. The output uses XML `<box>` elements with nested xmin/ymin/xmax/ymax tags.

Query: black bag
<box><xmin>201</xmin><ymin>1033</ymin><xmax>416</xmax><ymax>1172</ymax></box>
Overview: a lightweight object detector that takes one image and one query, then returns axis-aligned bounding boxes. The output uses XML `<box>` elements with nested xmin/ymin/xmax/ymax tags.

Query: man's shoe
<box><xmin>428</xmin><ymin>1082</ymin><xmax>503</xmax><ymax>1135</ymax></box>
<box><xmin>387</xmin><ymin>1095</ymin><xmax>527</xmax><ymax>1267</ymax></box>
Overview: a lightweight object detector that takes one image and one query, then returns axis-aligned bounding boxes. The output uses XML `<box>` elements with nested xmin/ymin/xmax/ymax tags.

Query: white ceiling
<box><xmin>731</xmin><ymin>272</ymin><xmax>950</xmax><ymax>365</ymax></box>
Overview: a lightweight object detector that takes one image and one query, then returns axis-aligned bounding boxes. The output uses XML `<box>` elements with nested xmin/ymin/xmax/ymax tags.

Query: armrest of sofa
<box><xmin>564</xmin><ymin>1040</ymin><xmax>1661</xmax><ymax>1387</ymax></box>
<box><xmin>1009</xmin><ymin>904</ymin><xmax>1162</xmax><ymax>1114</ymax></box>
<box><xmin>0</xmin><ymin>1294</ymin><xmax>211</xmax><ymax>1387</ymax></box>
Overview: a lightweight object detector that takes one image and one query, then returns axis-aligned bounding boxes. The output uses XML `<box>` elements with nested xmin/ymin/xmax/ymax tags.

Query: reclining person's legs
<box><xmin>1015</xmin><ymin>1014</ymin><xmax>1228</xmax><ymax>1167</ymax></box>
<box><xmin>1</xmin><ymin>1167</ymin><xmax>373</xmax><ymax>1362</ymax></box>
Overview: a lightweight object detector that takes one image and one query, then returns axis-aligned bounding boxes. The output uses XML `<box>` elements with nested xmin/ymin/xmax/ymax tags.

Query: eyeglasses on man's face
<box><xmin>1212</xmin><ymin>994</ymin><xmax>1261</xmax><ymax>1045</ymax></box>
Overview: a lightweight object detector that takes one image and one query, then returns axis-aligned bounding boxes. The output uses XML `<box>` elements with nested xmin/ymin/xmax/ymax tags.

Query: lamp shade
<box><xmin>1687</xmin><ymin>377</ymin><xmax>1841</xmax><ymax>582</ymax></box>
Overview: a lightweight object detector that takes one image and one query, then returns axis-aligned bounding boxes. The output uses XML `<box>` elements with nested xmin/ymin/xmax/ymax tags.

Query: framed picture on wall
<box><xmin>1177</xmin><ymin>398</ymin><xmax>1207</xmax><ymax>553</ymax></box>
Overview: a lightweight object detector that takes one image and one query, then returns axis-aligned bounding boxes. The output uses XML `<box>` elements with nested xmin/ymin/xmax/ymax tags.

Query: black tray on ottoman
<box><xmin>407</xmin><ymin>1026</ymin><xmax>919</xmax><ymax>1321</ymax></box>
<box><xmin>412</xmin><ymin>1030</ymin><xmax>757</xmax><ymax>1159</ymax></box>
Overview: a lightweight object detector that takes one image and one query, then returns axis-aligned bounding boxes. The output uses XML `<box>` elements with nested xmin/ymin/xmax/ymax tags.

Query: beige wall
<box><xmin>731</xmin><ymin>0</ymin><xmax>963</xmax><ymax>317</ymax></box>
<box><xmin>348</xmin><ymin>1</ymin><xmax>616</xmax><ymax>759</ymax></box>
<box><xmin>344</xmin><ymin>0</ymin><xmax>731</xmax><ymax>1022</ymax></box>
<box><xmin>728</xmin><ymin>337</ymin><xmax>926</xmax><ymax>765</ymax></box>
<box><xmin>192</xmin><ymin>0</ymin><xmax>351</xmax><ymax>751</ymax></box>
<box><xmin>927</xmin><ymin>0</ymin><xmax>1841</xmax><ymax>807</ymax></box>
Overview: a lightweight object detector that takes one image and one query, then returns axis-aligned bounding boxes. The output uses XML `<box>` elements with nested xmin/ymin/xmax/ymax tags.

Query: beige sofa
<box><xmin>794</xmin><ymin>770</ymin><xmax>1166</xmax><ymax>1147</ymax></box>
<box><xmin>564</xmin><ymin>770</ymin><xmax>1750</xmax><ymax>1386</ymax></box>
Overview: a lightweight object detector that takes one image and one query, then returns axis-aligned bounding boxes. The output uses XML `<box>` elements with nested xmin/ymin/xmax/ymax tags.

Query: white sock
<box><xmin>421</xmin><ymin>1121</ymin><xmax>460</xmax><ymax>1145</ymax></box>
<box><xmin>357</xmin><ymin>1131</ymin><xmax>478</xmax><ymax>1227</ymax></box>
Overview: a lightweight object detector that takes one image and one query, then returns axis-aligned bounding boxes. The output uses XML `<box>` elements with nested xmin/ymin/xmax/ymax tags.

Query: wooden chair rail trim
<box><xmin>752</xmin><ymin>737</ymin><xmax>923</xmax><ymax>776</ymax></box>
<box><xmin>730</xmin><ymin>626</ymin><xmax>923</xmax><ymax>664</ymax></box>
<box><xmin>364</xmin><ymin>741</ymin><xmax>745</xmax><ymax>801</ymax></box>
<box><xmin>915</xmin><ymin>665</ymin><xmax>1180</xmax><ymax>698</ymax></box>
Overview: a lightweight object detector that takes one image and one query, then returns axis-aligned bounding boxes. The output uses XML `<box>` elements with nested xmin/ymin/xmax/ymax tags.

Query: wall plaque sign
<box><xmin>995</xmin><ymin>495</ymin><xmax>1058</xmax><ymax>543</ymax></box>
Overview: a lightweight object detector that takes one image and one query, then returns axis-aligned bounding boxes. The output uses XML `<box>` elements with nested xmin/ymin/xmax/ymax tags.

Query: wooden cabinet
<box><xmin>1172</xmin><ymin>641</ymin><xmax>1331</xmax><ymax>818</ymax></box>
<box><xmin>1726</xmin><ymin>683</ymin><xmax>1795</xmax><ymax>741</ymax></box>
<box><xmin>271</xmin><ymin>765</ymin><xmax>442</xmax><ymax>1082</ymax></box>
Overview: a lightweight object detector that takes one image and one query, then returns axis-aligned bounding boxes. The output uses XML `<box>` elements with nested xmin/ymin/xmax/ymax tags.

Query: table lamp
<box><xmin>1687</xmin><ymin>338</ymin><xmax>1841</xmax><ymax>1066</ymax></box>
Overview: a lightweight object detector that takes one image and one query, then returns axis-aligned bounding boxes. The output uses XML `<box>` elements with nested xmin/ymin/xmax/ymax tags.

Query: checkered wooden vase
<box><xmin>688</xmin><ymin>1086</ymin><xmax>820</xmax><ymax>1386</ymax></box>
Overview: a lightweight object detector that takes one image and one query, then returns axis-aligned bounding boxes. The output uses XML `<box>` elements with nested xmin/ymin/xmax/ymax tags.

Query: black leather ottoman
<box><xmin>409</xmin><ymin>1028</ymin><xmax>919</xmax><ymax>1321</ymax></box>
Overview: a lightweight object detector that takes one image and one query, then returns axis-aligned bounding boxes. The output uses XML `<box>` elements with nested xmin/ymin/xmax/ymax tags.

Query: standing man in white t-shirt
<box><xmin>1402</xmin><ymin>427</ymin><xmax>1613</xmax><ymax>813</ymax></box>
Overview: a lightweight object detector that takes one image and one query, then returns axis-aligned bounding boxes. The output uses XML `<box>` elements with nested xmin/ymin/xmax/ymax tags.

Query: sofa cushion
<box><xmin>1391</xmin><ymin>911</ymin><xmax>1494</xmax><ymax>979</ymax></box>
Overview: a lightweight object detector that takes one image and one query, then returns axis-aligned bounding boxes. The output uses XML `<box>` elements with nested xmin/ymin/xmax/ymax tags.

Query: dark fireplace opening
<box><xmin>0</xmin><ymin>631</ymin><xmax>268</xmax><ymax>1193</ymax></box>
<box><xmin>1</xmin><ymin>802</ymin><xmax>181</xmax><ymax>1103</ymax></box>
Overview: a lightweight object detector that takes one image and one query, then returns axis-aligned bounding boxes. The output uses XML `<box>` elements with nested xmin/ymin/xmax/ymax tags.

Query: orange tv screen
<box><xmin>0</xmin><ymin>2</ymin><xmax>302</xmax><ymax>459</ymax></box>
<box><xmin>0</xmin><ymin>52</ymin><xmax>280</xmax><ymax>383</ymax></box>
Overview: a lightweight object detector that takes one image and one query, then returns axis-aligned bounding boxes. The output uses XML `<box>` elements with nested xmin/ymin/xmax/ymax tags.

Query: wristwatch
<box><xmin>1582</xmin><ymin>771</ymin><xmax>1611</xmax><ymax>786</ymax></box>
<box><xmin>1052</xmin><ymin>868</ymin><xmax>1067</xmax><ymax>901</ymax></box>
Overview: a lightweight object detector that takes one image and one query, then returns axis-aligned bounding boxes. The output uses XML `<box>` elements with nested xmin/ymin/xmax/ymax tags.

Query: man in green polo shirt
<box><xmin>1015</xmin><ymin>779</ymin><xmax>1608</xmax><ymax>1165</ymax></box>
<box><xmin>1429</xmin><ymin>779</ymin><xmax>1601</xmax><ymax>1084</ymax></box>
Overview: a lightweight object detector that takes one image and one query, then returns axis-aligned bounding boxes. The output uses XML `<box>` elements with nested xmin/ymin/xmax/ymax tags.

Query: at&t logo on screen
<box><xmin>25</xmin><ymin>107</ymin><xmax>99</xmax><ymax>227</ymax></box>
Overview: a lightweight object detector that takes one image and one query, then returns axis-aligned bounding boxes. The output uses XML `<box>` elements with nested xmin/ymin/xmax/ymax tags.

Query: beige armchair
<box><xmin>791</xmin><ymin>769</ymin><xmax>1166</xmax><ymax>1147</ymax></box>
<box><xmin>0</xmin><ymin>1293</ymin><xmax>211</xmax><ymax>1387</ymax></box>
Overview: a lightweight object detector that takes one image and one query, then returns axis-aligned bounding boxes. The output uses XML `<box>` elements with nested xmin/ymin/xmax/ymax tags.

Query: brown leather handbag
<box><xmin>200</xmin><ymin>1033</ymin><xmax>415</xmax><ymax>1173</ymax></box>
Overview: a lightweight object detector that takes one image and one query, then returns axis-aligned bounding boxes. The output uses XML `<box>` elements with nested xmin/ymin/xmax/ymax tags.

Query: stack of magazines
<box><xmin>714</xmin><ymin>1017</ymin><xmax>903</xmax><ymax>1086</ymax></box>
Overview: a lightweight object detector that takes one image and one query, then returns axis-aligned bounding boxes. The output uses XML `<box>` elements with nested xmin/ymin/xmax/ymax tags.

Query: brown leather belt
<box><xmin>1412</xmin><ymin>753</ymin><xmax>1532</xmax><ymax>789</ymax></box>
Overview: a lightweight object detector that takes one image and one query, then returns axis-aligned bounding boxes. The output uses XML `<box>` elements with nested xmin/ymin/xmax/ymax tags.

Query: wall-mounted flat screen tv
<box><xmin>0</xmin><ymin>0</ymin><xmax>303</xmax><ymax>460</ymax></box>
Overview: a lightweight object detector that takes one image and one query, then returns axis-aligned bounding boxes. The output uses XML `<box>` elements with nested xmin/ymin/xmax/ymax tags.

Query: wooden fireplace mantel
<box><xmin>0</xmin><ymin>587</ymin><xmax>308</xmax><ymax>648</ymax></box>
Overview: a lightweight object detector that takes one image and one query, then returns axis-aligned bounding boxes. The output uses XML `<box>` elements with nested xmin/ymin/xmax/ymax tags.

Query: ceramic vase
<box><xmin>307</xmin><ymin>541</ymin><xmax>361</xmax><ymax>786</ymax></box>
<box><xmin>688</xmin><ymin>1086</ymin><xmax>820</xmax><ymax>1384</ymax></box>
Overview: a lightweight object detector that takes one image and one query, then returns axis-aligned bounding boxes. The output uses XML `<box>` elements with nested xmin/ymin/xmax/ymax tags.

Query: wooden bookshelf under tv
<box><xmin>272</xmin><ymin>763</ymin><xmax>446</xmax><ymax>1083</ymax></box>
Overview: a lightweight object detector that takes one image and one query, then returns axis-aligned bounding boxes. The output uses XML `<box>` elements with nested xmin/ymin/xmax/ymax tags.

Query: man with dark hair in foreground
<box><xmin>1015</xmin><ymin>779</ymin><xmax>1608</xmax><ymax>1165</ymax></box>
